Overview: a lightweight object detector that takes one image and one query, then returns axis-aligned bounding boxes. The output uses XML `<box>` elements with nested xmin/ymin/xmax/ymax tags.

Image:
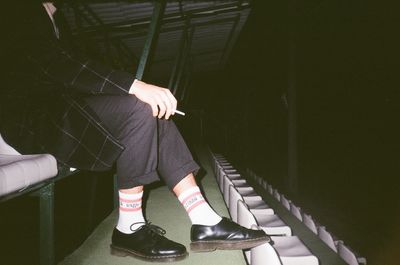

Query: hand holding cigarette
<box><xmin>129</xmin><ymin>79</ymin><xmax>183</xmax><ymax>119</ymax></box>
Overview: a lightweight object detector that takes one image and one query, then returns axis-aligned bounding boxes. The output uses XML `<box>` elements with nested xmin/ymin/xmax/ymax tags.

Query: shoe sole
<box><xmin>110</xmin><ymin>244</ymin><xmax>188</xmax><ymax>262</ymax></box>
<box><xmin>190</xmin><ymin>236</ymin><xmax>271</xmax><ymax>252</ymax></box>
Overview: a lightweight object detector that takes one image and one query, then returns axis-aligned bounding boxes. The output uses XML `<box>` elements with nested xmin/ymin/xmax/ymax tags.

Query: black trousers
<box><xmin>84</xmin><ymin>95</ymin><xmax>200</xmax><ymax>190</ymax></box>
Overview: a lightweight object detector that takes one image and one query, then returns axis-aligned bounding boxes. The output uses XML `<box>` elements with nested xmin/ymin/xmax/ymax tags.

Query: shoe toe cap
<box><xmin>156</xmin><ymin>240</ymin><xmax>187</xmax><ymax>256</ymax></box>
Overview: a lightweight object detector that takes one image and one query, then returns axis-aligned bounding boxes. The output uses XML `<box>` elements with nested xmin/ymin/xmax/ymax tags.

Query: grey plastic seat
<box><xmin>213</xmin><ymin>153</ymin><xmax>226</xmax><ymax>160</ymax></box>
<box><xmin>214</xmin><ymin>161</ymin><xmax>231</xmax><ymax>174</ymax></box>
<box><xmin>337</xmin><ymin>242</ymin><xmax>366</xmax><ymax>265</ymax></box>
<box><xmin>273</xmin><ymin>188</ymin><xmax>281</xmax><ymax>201</ymax></box>
<box><xmin>218</xmin><ymin>171</ymin><xmax>241</xmax><ymax>192</ymax></box>
<box><xmin>216</xmin><ymin>164</ymin><xmax>235</xmax><ymax>181</ymax></box>
<box><xmin>216</xmin><ymin>163</ymin><xmax>235</xmax><ymax>181</ymax></box>
<box><xmin>0</xmin><ymin>134</ymin><xmax>58</xmax><ymax>197</ymax></box>
<box><xmin>261</xmin><ymin>179</ymin><xmax>268</xmax><ymax>189</ymax></box>
<box><xmin>318</xmin><ymin>226</ymin><xmax>338</xmax><ymax>252</ymax></box>
<box><xmin>237</xmin><ymin>199</ymin><xmax>291</xmax><ymax>236</ymax></box>
<box><xmin>229</xmin><ymin>185</ymin><xmax>273</xmax><ymax>222</ymax></box>
<box><xmin>214</xmin><ymin>163</ymin><xmax>230</xmax><ymax>181</ymax></box>
<box><xmin>281</xmin><ymin>194</ymin><xmax>291</xmax><ymax>210</ymax></box>
<box><xmin>267</xmin><ymin>184</ymin><xmax>274</xmax><ymax>195</ymax></box>
<box><xmin>250</xmin><ymin>227</ymin><xmax>319</xmax><ymax>265</ymax></box>
<box><xmin>254</xmin><ymin>174</ymin><xmax>264</xmax><ymax>186</ymax></box>
<box><xmin>302</xmin><ymin>213</ymin><xmax>318</xmax><ymax>234</ymax></box>
<box><xmin>290</xmin><ymin>202</ymin><xmax>303</xmax><ymax>221</ymax></box>
<box><xmin>223</xmin><ymin>177</ymin><xmax>248</xmax><ymax>204</ymax></box>
<box><xmin>250</xmin><ymin>241</ymin><xmax>282</xmax><ymax>265</ymax></box>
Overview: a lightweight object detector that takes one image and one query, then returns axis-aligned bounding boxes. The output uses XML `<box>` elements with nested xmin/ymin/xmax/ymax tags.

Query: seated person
<box><xmin>0</xmin><ymin>1</ymin><xmax>270</xmax><ymax>262</ymax></box>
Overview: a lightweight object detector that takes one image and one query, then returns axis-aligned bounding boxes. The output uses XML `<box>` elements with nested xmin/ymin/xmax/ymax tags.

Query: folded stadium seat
<box><xmin>212</xmin><ymin>153</ymin><xmax>225</xmax><ymax>160</ymax></box>
<box><xmin>227</xmin><ymin>186</ymin><xmax>260</xmax><ymax>211</ymax></box>
<box><xmin>253</xmin><ymin>174</ymin><xmax>263</xmax><ymax>185</ymax></box>
<box><xmin>290</xmin><ymin>202</ymin><xmax>303</xmax><ymax>221</ymax></box>
<box><xmin>261</xmin><ymin>178</ymin><xmax>268</xmax><ymax>190</ymax></box>
<box><xmin>215</xmin><ymin>163</ymin><xmax>234</xmax><ymax>178</ymax></box>
<box><xmin>218</xmin><ymin>172</ymin><xmax>241</xmax><ymax>192</ymax></box>
<box><xmin>302</xmin><ymin>213</ymin><xmax>318</xmax><ymax>234</ymax></box>
<box><xmin>235</xmin><ymin>186</ymin><xmax>259</xmax><ymax>198</ymax></box>
<box><xmin>216</xmin><ymin>164</ymin><xmax>236</xmax><ymax>181</ymax></box>
<box><xmin>229</xmin><ymin>185</ymin><xmax>273</xmax><ymax>222</ymax></box>
<box><xmin>318</xmin><ymin>226</ymin><xmax>338</xmax><ymax>252</ymax></box>
<box><xmin>215</xmin><ymin>155</ymin><xmax>227</xmax><ymax>161</ymax></box>
<box><xmin>220</xmin><ymin>168</ymin><xmax>237</xmax><ymax>178</ymax></box>
<box><xmin>223</xmin><ymin>177</ymin><xmax>248</xmax><ymax>204</ymax></box>
<box><xmin>250</xmin><ymin>225</ymin><xmax>319</xmax><ymax>265</ymax></box>
<box><xmin>337</xmin><ymin>242</ymin><xmax>366</xmax><ymax>265</ymax></box>
<box><xmin>260</xmin><ymin>177</ymin><xmax>266</xmax><ymax>186</ymax></box>
<box><xmin>267</xmin><ymin>184</ymin><xmax>274</xmax><ymax>195</ymax></box>
<box><xmin>281</xmin><ymin>194</ymin><xmax>291</xmax><ymax>210</ymax></box>
<box><xmin>216</xmin><ymin>161</ymin><xmax>230</xmax><ymax>167</ymax></box>
<box><xmin>273</xmin><ymin>188</ymin><xmax>281</xmax><ymax>201</ymax></box>
<box><xmin>215</xmin><ymin>159</ymin><xmax>230</xmax><ymax>165</ymax></box>
<box><xmin>248</xmin><ymin>170</ymin><xmax>257</xmax><ymax>181</ymax></box>
<box><xmin>215</xmin><ymin>164</ymin><xmax>234</xmax><ymax>183</ymax></box>
<box><xmin>0</xmin><ymin>134</ymin><xmax>58</xmax><ymax>197</ymax></box>
<box><xmin>217</xmin><ymin>163</ymin><xmax>235</xmax><ymax>173</ymax></box>
<box><xmin>250</xmin><ymin>241</ymin><xmax>283</xmax><ymax>265</ymax></box>
<box><xmin>237</xmin><ymin>199</ymin><xmax>292</xmax><ymax>237</ymax></box>
<box><xmin>213</xmin><ymin>160</ymin><xmax>231</xmax><ymax>175</ymax></box>
<box><xmin>216</xmin><ymin>161</ymin><xmax>231</xmax><ymax>168</ymax></box>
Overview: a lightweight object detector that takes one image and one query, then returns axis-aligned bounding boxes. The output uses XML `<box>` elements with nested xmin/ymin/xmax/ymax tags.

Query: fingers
<box><xmin>163</xmin><ymin>91</ymin><xmax>173</xmax><ymax>119</ymax></box>
<box><xmin>149</xmin><ymin>99</ymin><xmax>158</xmax><ymax>117</ymax></box>
<box><xmin>165</xmin><ymin>90</ymin><xmax>178</xmax><ymax>117</ymax></box>
<box><xmin>155</xmin><ymin>94</ymin><xmax>167</xmax><ymax>119</ymax></box>
<box><xmin>134</xmin><ymin>82</ymin><xmax>177</xmax><ymax>119</ymax></box>
<box><xmin>156</xmin><ymin>88</ymin><xmax>176</xmax><ymax>119</ymax></box>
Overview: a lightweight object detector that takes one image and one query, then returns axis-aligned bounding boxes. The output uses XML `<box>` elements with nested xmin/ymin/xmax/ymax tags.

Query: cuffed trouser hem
<box><xmin>118</xmin><ymin>170</ymin><xmax>161</xmax><ymax>189</ymax></box>
<box><xmin>118</xmin><ymin>160</ymin><xmax>200</xmax><ymax>190</ymax></box>
<box><xmin>163</xmin><ymin>160</ymin><xmax>201</xmax><ymax>190</ymax></box>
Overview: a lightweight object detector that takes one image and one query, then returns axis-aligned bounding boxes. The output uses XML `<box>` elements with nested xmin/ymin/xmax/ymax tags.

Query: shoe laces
<box><xmin>130</xmin><ymin>221</ymin><xmax>166</xmax><ymax>238</ymax></box>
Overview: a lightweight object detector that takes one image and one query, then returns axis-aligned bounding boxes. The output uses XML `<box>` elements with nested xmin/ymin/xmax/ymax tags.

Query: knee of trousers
<box><xmin>125</xmin><ymin>99</ymin><xmax>157</xmax><ymax>132</ymax></box>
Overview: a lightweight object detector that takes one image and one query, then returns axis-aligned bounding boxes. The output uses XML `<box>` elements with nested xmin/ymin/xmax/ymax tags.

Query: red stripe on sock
<box><xmin>186</xmin><ymin>200</ymin><xmax>206</xmax><ymax>214</ymax></box>
<box><xmin>119</xmin><ymin>198</ymin><xmax>142</xmax><ymax>203</ymax></box>
<box><xmin>119</xmin><ymin>206</ymin><xmax>142</xmax><ymax>212</ymax></box>
<box><xmin>181</xmin><ymin>191</ymin><xmax>203</xmax><ymax>205</ymax></box>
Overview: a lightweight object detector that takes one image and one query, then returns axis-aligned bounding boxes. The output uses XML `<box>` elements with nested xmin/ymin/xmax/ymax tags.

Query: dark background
<box><xmin>0</xmin><ymin>1</ymin><xmax>398</xmax><ymax>264</ymax></box>
<box><xmin>193</xmin><ymin>0</ymin><xmax>399</xmax><ymax>264</ymax></box>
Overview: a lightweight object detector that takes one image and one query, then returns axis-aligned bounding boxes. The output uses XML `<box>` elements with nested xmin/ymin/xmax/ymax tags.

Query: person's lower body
<box><xmin>84</xmin><ymin>95</ymin><xmax>270</xmax><ymax>262</ymax></box>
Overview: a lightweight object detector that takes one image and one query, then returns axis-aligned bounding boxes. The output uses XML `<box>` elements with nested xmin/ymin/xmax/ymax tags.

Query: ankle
<box><xmin>117</xmin><ymin>190</ymin><xmax>146</xmax><ymax>234</ymax></box>
<box><xmin>178</xmin><ymin>186</ymin><xmax>222</xmax><ymax>226</ymax></box>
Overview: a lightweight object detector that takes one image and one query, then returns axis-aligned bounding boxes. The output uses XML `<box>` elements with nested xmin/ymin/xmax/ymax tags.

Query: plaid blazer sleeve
<box><xmin>26</xmin><ymin>37</ymin><xmax>136</xmax><ymax>95</ymax></box>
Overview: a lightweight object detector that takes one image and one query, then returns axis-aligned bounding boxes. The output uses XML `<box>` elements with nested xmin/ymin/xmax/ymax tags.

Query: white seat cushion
<box><xmin>0</xmin><ymin>154</ymin><xmax>58</xmax><ymax>197</ymax></box>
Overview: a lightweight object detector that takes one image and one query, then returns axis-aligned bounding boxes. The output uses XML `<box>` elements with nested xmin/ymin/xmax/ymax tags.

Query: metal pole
<box><xmin>136</xmin><ymin>1</ymin><xmax>166</xmax><ymax>80</ymax></box>
<box><xmin>168</xmin><ymin>29</ymin><xmax>187</xmax><ymax>90</ymax></box>
<box><xmin>38</xmin><ymin>183</ymin><xmax>55</xmax><ymax>265</ymax></box>
<box><xmin>173</xmin><ymin>27</ymin><xmax>194</xmax><ymax>95</ymax></box>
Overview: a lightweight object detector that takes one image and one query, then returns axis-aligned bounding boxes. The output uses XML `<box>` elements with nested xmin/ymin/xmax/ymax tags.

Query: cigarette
<box><xmin>174</xmin><ymin>109</ymin><xmax>185</xmax><ymax>116</ymax></box>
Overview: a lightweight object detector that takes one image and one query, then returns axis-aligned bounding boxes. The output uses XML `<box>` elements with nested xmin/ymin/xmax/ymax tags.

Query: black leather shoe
<box><xmin>190</xmin><ymin>217</ymin><xmax>271</xmax><ymax>252</ymax></box>
<box><xmin>111</xmin><ymin>223</ymin><xmax>188</xmax><ymax>262</ymax></box>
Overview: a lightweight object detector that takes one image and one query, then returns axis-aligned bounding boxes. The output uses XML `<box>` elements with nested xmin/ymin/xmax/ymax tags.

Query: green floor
<box><xmin>58</xmin><ymin>147</ymin><xmax>246</xmax><ymax>265</ymax></box>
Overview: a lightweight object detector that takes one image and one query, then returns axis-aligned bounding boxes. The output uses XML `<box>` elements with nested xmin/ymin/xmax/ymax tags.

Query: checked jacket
<box><xmin>0</xmin><ymin>3</ymin><xmax>137</xmax><ymax>171</ymax></box>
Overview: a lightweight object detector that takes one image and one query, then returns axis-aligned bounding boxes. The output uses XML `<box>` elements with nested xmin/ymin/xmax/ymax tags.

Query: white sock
<box><xmin>116</xmin><ymin>191</ymin><xmax>146</xmax><ymax>234</ymax></box>
<box><xmin>178</xmin><ymin>186</ymin><xmax>222</xmax><ymax>226</ymax></box>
